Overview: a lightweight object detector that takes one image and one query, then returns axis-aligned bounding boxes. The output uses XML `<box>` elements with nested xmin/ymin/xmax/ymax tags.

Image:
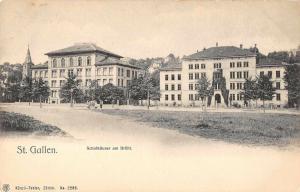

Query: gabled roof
<box><xmin>95</xmin><ymin>57</ymin><xmax>141</xmax><ymax>69</ymax></box>
<box><xmin>45</xmin><ymin>43</ymin><xmax>122</xmax><ymax>58</ymax></box>
<box><xmin>256</xmin><ymin>58</ymin><xmax>284</xmax><ymax>68</ymax></box>
<box><xmin>183</xmin><ymin>46</ymin><xmax>256</xmax><ymax>60</ymax></box>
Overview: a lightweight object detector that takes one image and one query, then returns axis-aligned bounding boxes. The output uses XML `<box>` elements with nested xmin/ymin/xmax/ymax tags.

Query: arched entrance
<box><xmin>215</xmin><ymin>94</ymin><xmax>221</xmax><ymax>104</ymax></box>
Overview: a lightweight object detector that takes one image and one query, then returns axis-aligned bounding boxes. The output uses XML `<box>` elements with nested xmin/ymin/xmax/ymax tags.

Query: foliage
<box><xmin>19</xmin><ymin>76</ymin><xmax>33</xmax><ymax>102</ymax></box>
<box><xmin>196</xmin><ymin>76</ymin><xmax>214</xmax><ymax>104</ymax></box>
<box><xmin>242</xmin><ymin>77</ymin><xmax>259</xmax><ymax>104</ymax></box>
<box><xmin>284</xmin><ymin>64</ymin><xmax>300</xmax><ymax>108</ymax></box>
<box><xmin>257</xmin><ymin>75</ymin><xmax>276</xmax><ymax>104</ymax></box>
<box><xmin>32</xmin><ymin>77</ymin><xmax>50</xmax><ymax>102</ymax></box>
<box><xmin>59</xmin><ymin>74</ymin><xmax>84</xmax><ymax>103</ymax></box>
<box><xmin>98</xmin><ymin>83</ymin><xmax>125</xmax><ymax>104</ymax></box>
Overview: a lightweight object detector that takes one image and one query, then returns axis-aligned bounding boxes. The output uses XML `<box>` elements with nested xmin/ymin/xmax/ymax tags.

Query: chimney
<box><xmin>240</xmin><ymin>44</ymin><xmax>243</xmax><ymax>49</ymax></box>
<box><xmin>216</xmin><ymin>42</ymin><xmax>218</xmax><ymax>47</ymax></box>
<box><xmin>254</xmin><ymin>43</ymin><xmax>257</xmax><ymax>48</ymax></box>
<box><xmin>197</xmin><ymin>49</ymin><xmax>199</xmax><ymax>53</ymax></box>
<box><xmin>203</xmin><ymin>47</ymin><xmax>206</xmax><ymax>51</ymax></box>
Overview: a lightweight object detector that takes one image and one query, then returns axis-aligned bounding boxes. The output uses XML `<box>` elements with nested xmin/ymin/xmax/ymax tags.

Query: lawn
<box><xmin>0</xmin><ymin>111</ymin><xmax>69</xmax><ymax>137</ymax></box>
<box><xmin>101</xmin><ymin>109</ymin><xmax>300</xmax><ymax>147</ymax></box>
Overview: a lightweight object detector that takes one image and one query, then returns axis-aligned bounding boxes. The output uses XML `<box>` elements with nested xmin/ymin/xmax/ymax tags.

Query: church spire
<box><xmin>24</xmin><ymin>44</ymin><xmax>32</xmax><ymax>64</ymax></box>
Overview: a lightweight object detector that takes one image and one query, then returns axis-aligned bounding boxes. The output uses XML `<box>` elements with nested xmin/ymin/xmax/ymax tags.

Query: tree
<box><xmin>284</xmin><ymin>64</ymin><xmax>300</xmax><ymax>108</ymax></box>
<box><xmin>99</xmin><ymin>83</ymin><xmax>125</xmax><ymax>104</ymax></box>
<box><xmin>219</xmin><ymin>77</ymin><xmax>229</xmax><ymax>107</ymax></box>
<box><xmin>128</xmin><ymin>74</ymin><xmax>160</xmax><ymax>106</ymax></box>
<box><xmin>257</xmin><ymin>75</ymin><xmax>276</xmax><ymax>112</ymax></box>
<box><xmin>19</xmin><ymin>76</ymin><xmax>33</xmax><ymax>103</ymax></box>
<box><xmin>32</xmin><ymin>77</ymin><xmax>50</xmax><ymax>108</ymax></box>
<box><xmin>196</xmin><ymin>76</ymin><xmax>213</xmax><ymax>110</ymax></box>
<box><xmin>59</xmin><ymin>74</ymin><xmax>84</xmax><ymax>106</ymax></box>
<box><xmin>242</xmin><ymin>77</ymin><xmax>259</xmax><ymax>107</ymax></box>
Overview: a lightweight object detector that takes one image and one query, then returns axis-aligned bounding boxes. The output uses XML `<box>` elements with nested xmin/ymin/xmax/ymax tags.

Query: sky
<box><xmin>0</xmin><ymin>0</ymin><xmax>300</xmax><ymax>64</ymax></box>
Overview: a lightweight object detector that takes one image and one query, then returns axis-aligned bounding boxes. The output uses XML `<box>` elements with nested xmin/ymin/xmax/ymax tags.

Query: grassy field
<box><xmin>101</xmin><ymin>109</ymin><xmax>300</xmax><ymax>147</ymax></box>
<box><xmin>0</xmin><ymin>111</ymin><xmax>69</xmax><ymax>136</ymax></box>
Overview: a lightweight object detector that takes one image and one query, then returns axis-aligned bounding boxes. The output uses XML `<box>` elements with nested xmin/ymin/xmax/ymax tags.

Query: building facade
<box><xmin>23</xmin><ymin>43</ymin><xmax>141</xmax><ymax>104</ymax></box>
<box><xmin>160</xmin><ymin>45</ymin><xmax>288</xmax><ymax>108</ymax></box>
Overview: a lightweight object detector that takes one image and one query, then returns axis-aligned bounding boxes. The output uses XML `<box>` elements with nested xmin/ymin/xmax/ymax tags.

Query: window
<box><xmin>178</xmin><ymin>84</ymin><xmax>181</xmax><ymax>90</ymax></box>
<box><xmin>51</xmin><ymin>70</ymin><xmax>57</xmax><ymax>78</ymax></box>
<box><xmin>237</xmin><ymin>72</ymin><xmax>242</xmax><ymax>79</ymax></box>
<box><xmin>201</xmin><ymin>72</ymin><xmax>206</xmax><ymax>78</ymax></box>
<box><xmin>118</xmin><ymin>68</ymin><xmax>121</xmax><ymax>76</ymax></box>
<box><xmin>230</xmin><ymin>62</ymin><xmax>235</xmax><ymax>68</ymax></box>
<box><xmin>189</xmin><ymin>84</ymin><xmax>193</xmax><ymax>90</ymax></box>
<box><xmin>276</xmin><ymin>71</ymin><xmax>280</xmax><ymax>78</ymax></box>
<box><xmin>78</xmin><ymin>57</ymin><xmax>82</xmax><ymax>66</ymax></box>
<box><xmin>165</xmin><ymin>75</ymin><xmax>168</xmax><ymax>81</ymax></box>
<box><xmin>97</xmin><ymin>68</ymin><xmax>101</xmax><ymax>76</ymax></box>
<box><xmin>276</xmin><ymin>93</ymin><xmax>281</xmax><ymax>101</ymax></box>
<box><xmin>244</xmin><ymin>71</ymin><xmax>249</xmax><ymax>79</ymax></box>
<box><xmin>230</xmin><ymin>94</ymin><xmax>235</xmax><ymax>101</ymax></box>
<box><xmin>237</xmin><ymin>62</ymin><xmax>242</xmax><ymax>68</ymax></box>
<box><xmin>171</xmin><ymin>94</ymin><xmax>175</xmax><ymax>101</ymax></box>
<box><xmin>121</xmin><ymin>69</ymin><xmax>124</xmax><ymax>76</ymax></box>
<box><xmin>69</xmin><ymin>58</ymin><xmax>73</xmax><ymax>67</ymax></box>
<box><xmin>178</xmin><ymin>94</ymin><xmax>181</xmax><ymax>101</ymax></box>
<box><xmin>86</xmin><ymin>68</ymin><xmax>91</xmax><ymax>77</ymax></box>
<box><xmin>189</xmin><ymin>94</ymin><xmax>194</xmax><ymax>101</ymax></box>
<box><xmin>86</xmin><ymin>79</ymin><xmax>91</xmax><ymax>86</ymax></box>
<box><xmin>51</xmin><ymin>80</ymin><xmax>56</xmax><ymax>87</ymax></box>
<box><xmin>171</xmin><ymin>74</ymin><xmax>175</xmax><ymax>80</ymax></box>
<box><xmin>103</xmin><ymin>79</ymin><xmax>107</xmax><ymax>85</ymax></box>
<box><xmin>39</xmin><ymin>71</ymin><xmax>43</xmax><ymax>77</ymax></box>
<box><xmin>237</xmin><ymin>94</ymin><xmax>241</xmax><ymax>101</ymax></box>
<box><xmin>214</xmin><ymin>63</ymin><xmax>221</xmax><ymax>68</ymax></box>
<box><xmin>195</xmin><ymin>83</ymin><xmax>199</xmax><ymax>90</ymax></box>
<box><xmin>109</xmin><ymin>67</ymin><xmax>113</xmax><ymax>75</ymax></box>
<box><xmin>276</xmin><ymin>82</ymin><xmax>280</xmax><ymax>89</ymax></box>
<box><xmin>165</xmin><ymin>95</ymin><xmax>168</xmax><ymax>101</ymax></box>
<box><xmin>165</xmin><ymin>84</ymin><xmax>168</xmax><ymax>90</ymax></box>
<box><xmin>59</xmin><ymin>80</ymin><xmax>65</xmax><ymax>87</ymax></box>
<box><xmin>201</xmin><ymin>64</ymin><xmax>206</xmax><ymax>69</ymax></box>
<box><xmin>121</xmin><ymin>79</ymin><xmax>124</xmax><ymax>87</ymax></box>
<box><xmin>127</xmin><ymin>70</ymin><xmax>130</xmax><ymax>77</ymax></box>
<box><xmin>68</xmin><ymin>69</ymin><xmax>73</xmax><ymax>77</ymax></box>
<box><xmin>118</xmin><ymin>79</ymin><xmax>120</xmax><ymax>86</ymax></box>
<box><xmin>178</xmin><ymin>74</ymin><xmax>181</xmax><ymax>80</ymax></box>
<box><xmin>230</xmin><ymin>72</ymin><xmax>235</xmax><ymax>79</ymax></box>
<box><xmin>52</xmin><ymin>59</ymin><xmax>57</xmax><ymax>68</ymax></box>
<box><xmin>260</xmin><ymin>71</ymin><xmax>264</xmax><ymax>77</ymax></box>
<box><xmin>214</xmin><ymin>83</ymin><xmax>220</xmax><ymax>90</ymax></box>
<box><xmin>61</xmin><ymin>58</ymin><xmax>65</xmax><ymax>68</ymax></box>
<box><xmin>230</xmin><ymin>83</ymin><xmax>235</xmax><ymax>90</ymax></box>
<box><xmin>195</xmin><ymin>94</ymin><xmax>199</xmax><ymax>101</ymax></box>
<box><xmin>243</xmin><ymin>61</ymin><xmax>249</xmax><ymax>67</ymax></box>
<box><xmin>59</xmin><ymin>69</ymin><xmax>65</xmax><ymax>77</ymax></box>
<box><xmin>195</xmin><ymin>73</ymin><xmax>200</xmax><ymax>79</ymax></box>
<box><xmin>189</xmin><ymin>73</ymin><xmax>193</xmax><ymax>80</ymax></box>
<box><xmin>109</xmin><ymin>79</ymin><xmax>113</xmax><ymax>84</ymax></box>
<box><xmin>237</xmin><ymin>83</ymin><xmax>243</xmax><ymax>90</ymax></box>
<box><xmin>189</xmin><ymin>64</ymin><xmax>193</xmax><ymax>69</ymax></box>
<box><xmin>268</xmin><ymin>71</ymin><xmax>272</xmax><ymax>78</ymax></box>
<box><xmin>171</xmin><ymin>84</ymin><xmax>175</xmax><ymax>90</ymax></box>
<box><xmin>132</xmin><ymin>71</ymin><xmax>134</xmax><ymax>78</ymax></box>
<box><xmin>44</xmin><ymin>71</ymin><xmax>48</xmax><ymax>78</ymax></box>
<box><xmin>103</xmin><ymin>67</ymin><xmax>107</xmax><ymax>75</ymax></box>
<box><xmin>195</xmin><ymin>64</ymin><xmax>199</xmax><ymax>69</ymax></box>
<box><xmin>87</xmin><ymin>56</ymin><xmax>91</xmax><ymax>66</ymax></box>
<box><xmin>127</xmin><ymin>80</ymin><xmax>130</xmax><ymax>86</ymax></box>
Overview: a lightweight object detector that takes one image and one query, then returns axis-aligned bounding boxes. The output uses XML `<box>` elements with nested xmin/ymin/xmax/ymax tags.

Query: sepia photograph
<box><xmin>0</xmin><ymin>0</ymin><xmax>300</xmax><ymax>191</ymax></box>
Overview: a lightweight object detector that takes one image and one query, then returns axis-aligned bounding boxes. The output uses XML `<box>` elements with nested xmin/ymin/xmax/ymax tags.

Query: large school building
<box><xmin>23</xmin><ymin>43</ymin><xmax>141</xmax><ymax>104</ymax></box>
<box><xmin>160</xmin><ymin>44</ymin><xmax>288</xmax><ymax>108</ymax></box>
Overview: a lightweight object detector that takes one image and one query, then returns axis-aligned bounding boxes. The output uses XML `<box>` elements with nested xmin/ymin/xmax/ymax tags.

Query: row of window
<box><xmin>230</xmin><ymin>71</ymin><xmax>249</xmax><ymax>79</ymax></box>
<box><xmin>165</xmin><ymin>84</ymin><xmax>181</xmax><ymax>91</ymax></box>
<box><xmin>51</xmin><ymin>68</ymin><xmax>92</xmax><ymax>78</ymax></box>
<box><xmin>230</xmin><ymin>82</ymin><xmax>281</xmax><ymax>90</ymax></box>
<box><xmin>188</xmin><ymin>63</ymin><xmax>206</xmax><ymax>70</ymax></box>
<box><xmin>52</xmin><ymin>56</ymin><xmax>92</xmax><ymax>68</ymax></box>
<box><xmin>165</xmin><ymin>74</ymin><xmax>181</xmax><ymax>81</ymax></box>
<box><xmin>259</xmin><ymin>71</ymin><xmax>281</xmax><ymax>78</ymax></box>
<box><xmin>33</xmin><ymin>70</ymin><xmax>48</xmax><ymax>78</ymax></box>
<box><xmin>230</xmin><ymin>61</ymin><xmax>249</xmax><ymax>68</ymax></box>
<box><xmin>165</xmin><ymin>94</ymin><xmax>181</xmax><ymax>101</ymax></box>
<box><xmin>188</xmin><ymin>72</ymin><xmax>207</xmax><ymax>80</ymax></box>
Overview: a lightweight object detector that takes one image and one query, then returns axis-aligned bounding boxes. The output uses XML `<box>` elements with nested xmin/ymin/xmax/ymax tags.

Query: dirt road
<box><xmin>1</xmin><ymin>104</ymin><xmax>300</xmax><ymax>192</ymax></box>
